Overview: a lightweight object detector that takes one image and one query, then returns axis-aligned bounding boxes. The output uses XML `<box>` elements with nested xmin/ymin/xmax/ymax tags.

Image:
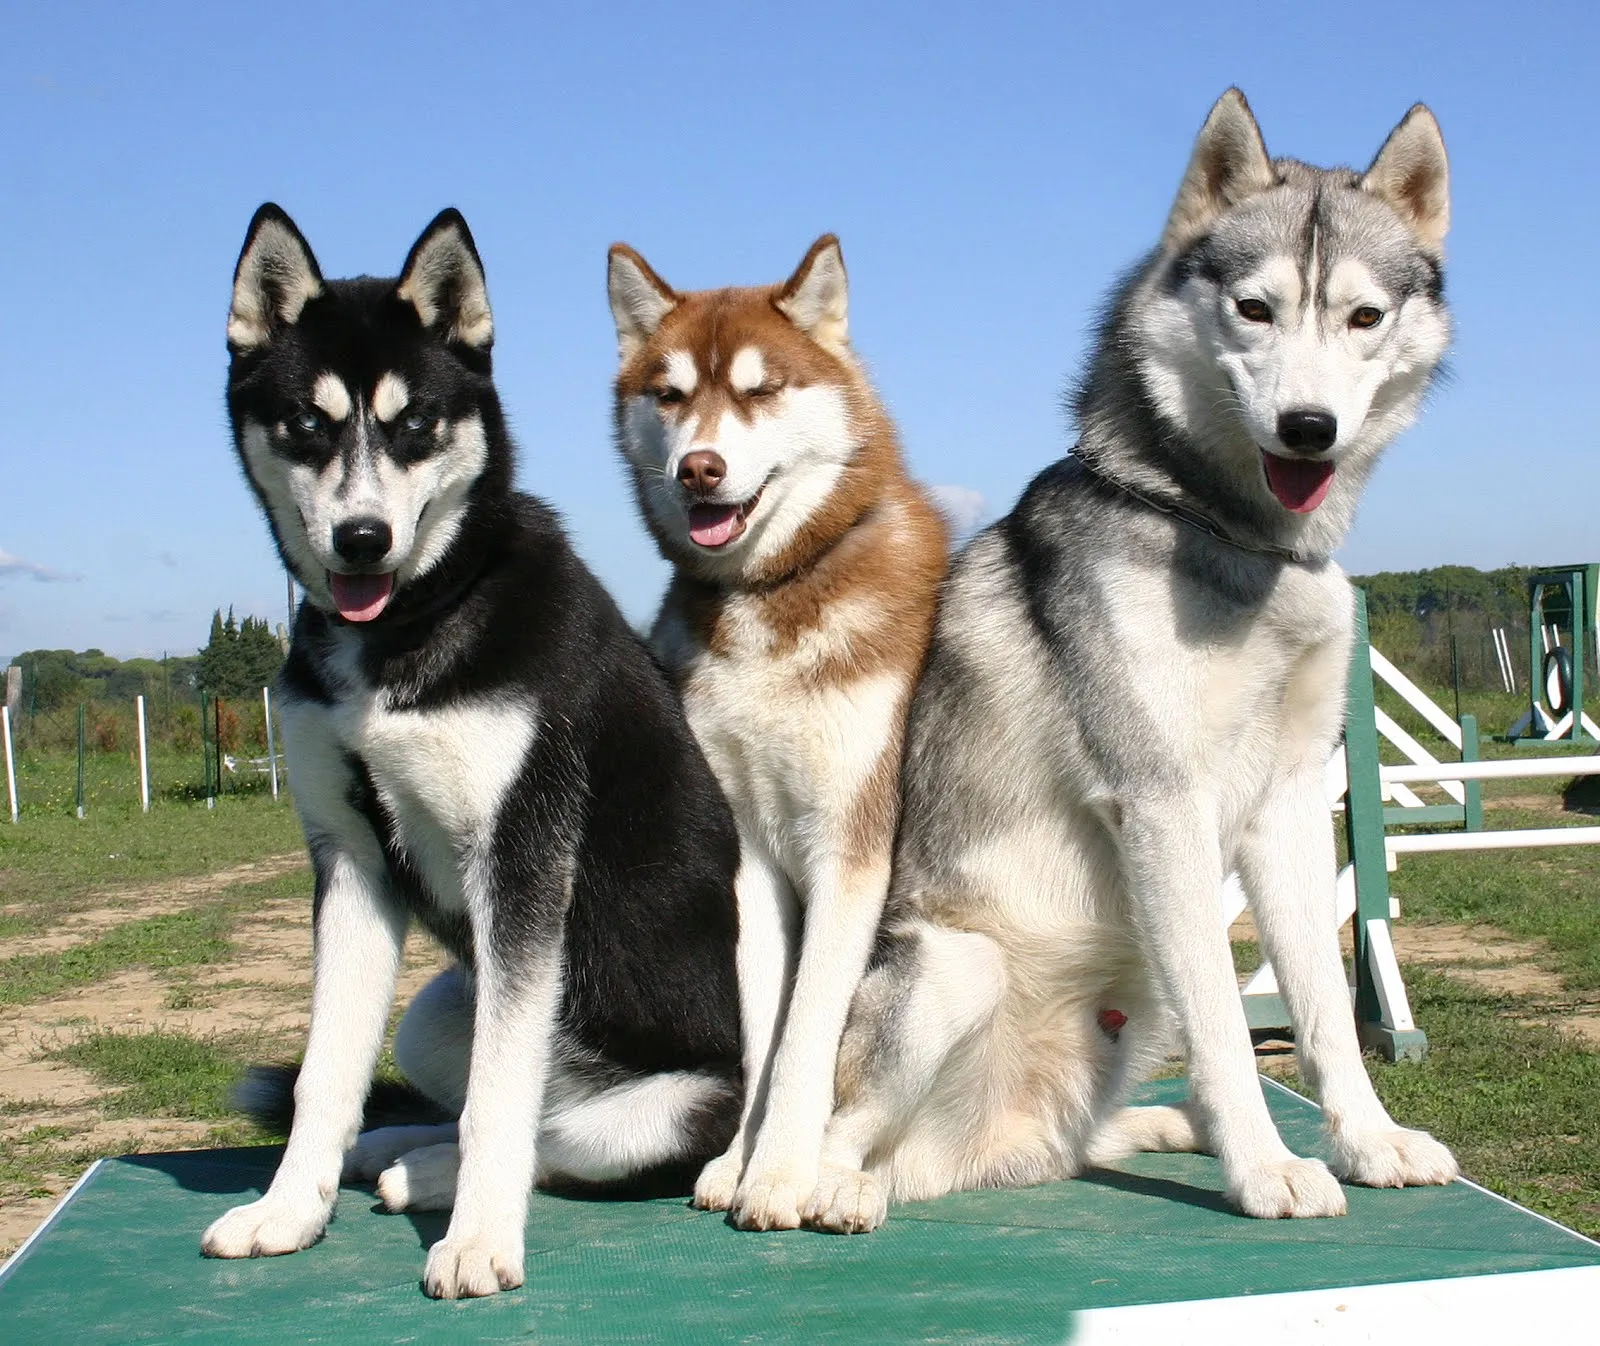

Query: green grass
<box><xmin>1367</xmin><ymin>970</ymin><xmax>1600</xmax><ymax>1238</ymax></box>
<box><xmin>0</xmin><ymin>791</ymin><xmax>305</xmax><ymax>927</ymax></box>
<box><xmin>0</xmin><ymin>909</ymin><xmax>236</xmax><ymax>1005</ymax></box>
<box><xmin>50</xmin><ymin>1029</ymin><xmax>261</xmax><ymax>1120</ymax></box>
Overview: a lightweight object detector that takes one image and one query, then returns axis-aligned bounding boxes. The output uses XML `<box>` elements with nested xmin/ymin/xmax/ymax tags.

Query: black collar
<box><xmin>1071</xmin><ymin>447</ymin><xmax>1319</xmax><ymax>566</ymax></box>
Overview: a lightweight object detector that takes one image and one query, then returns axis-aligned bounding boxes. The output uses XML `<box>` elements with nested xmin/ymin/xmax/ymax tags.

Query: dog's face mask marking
<box><xmin>1139</xmin><ymin>92</ymin><xmax>1451</xmax><ymax>519</ymax></box>
<box><xmin>227</xmin><ymin>205</ymin><xmax>496</xmax><ymax>621</ymax></box>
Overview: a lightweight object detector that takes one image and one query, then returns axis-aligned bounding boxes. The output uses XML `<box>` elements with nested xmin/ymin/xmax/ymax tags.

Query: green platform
<box><xmin>3</xmin><ymin>1079</ymin><xmax>1596</xmax><ymax>1342</ymax></box>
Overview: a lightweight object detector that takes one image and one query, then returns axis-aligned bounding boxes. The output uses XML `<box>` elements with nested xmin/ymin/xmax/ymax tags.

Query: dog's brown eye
<box><xmin>1350</xmin><ymin>306</ymin><xmax>1384</xmax><ymax>330</ymax></box>
<box><xmin>746</xmin><ymin>383</ymin><xmax>783</xmax><ymax>399</ymax></box>
<box><xmin>654</xmin><ymin>386</ymin><xmax>686</xmax><ymax>405</ymax></box>
<box><xmin>1235</xmin><ymin>298</ymin><xmax>1272</xmax><ymax>324</ymax></box>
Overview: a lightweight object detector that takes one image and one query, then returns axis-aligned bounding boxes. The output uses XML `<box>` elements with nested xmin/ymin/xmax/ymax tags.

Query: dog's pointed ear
<box><xmin>228</xmin><ymin>204</ymin><xmax>324</xmax><ymax>351</ymax></box>
<box><xmin>1161</xmin><ymin>89</ymin><xmax>1276</xmax><ymax>252</ymax></box>
<box><xmin>607</xmin><ymin>244</ymin><xmax>678</xmax><ymax>360</ymax></box>
<box><xmin>1362</xmin><ymin>104</ymin><xmax>1450</xmax><ymax>252</ymax></box>
<box><xmin>776</xmin><ymin>235</ymin><xmax>848</xmax><ymax>348</ymax></box>
<box><xmin>397</xmin><ymin>209</ymin><xmax>494</xmax><ymax>349</ymax></box>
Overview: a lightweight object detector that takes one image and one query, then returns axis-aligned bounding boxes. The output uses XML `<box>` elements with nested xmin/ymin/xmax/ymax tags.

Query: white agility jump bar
<box><xmin>1387</xmin><ymin>827</ymin><xmax>1600</xmax><ymax>855</ymax></box>
<box><xmin>1380</xmin><ymin>755</ymin><xmax>1600</xmax><ymax>785</ymax></box>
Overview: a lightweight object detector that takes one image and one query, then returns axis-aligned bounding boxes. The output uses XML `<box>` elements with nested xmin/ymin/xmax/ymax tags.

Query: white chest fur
<box><xmin>281</xmin><ymin>646</ymin><xmax>536</xmax><ymax>911</ymax></box>
<box><xmin>672</xmin><ymin>597</ymin><xmax>904</xmax><ymax>875</ymax></box>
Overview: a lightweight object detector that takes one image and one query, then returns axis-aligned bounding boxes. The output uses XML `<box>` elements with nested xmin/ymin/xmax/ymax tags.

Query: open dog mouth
<box><xmin>328</xmin><ymin>571</ymin><xmax>395</xmax><ymax>622</ymax></box>
<box><xmin>1262</xmin><ymin>452</ymin><xmax>1336</xmax><ymax>514</ymax></box>
<box><xmin>687</xmin><ymin>488</ymin><xmax>764</xmax><ymax>549</ymax></box>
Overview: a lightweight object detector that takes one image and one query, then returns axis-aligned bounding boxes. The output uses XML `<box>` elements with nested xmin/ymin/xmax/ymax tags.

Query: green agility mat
<box><xmin>2</xmin><ymin>1078</ymin><xmax>1595</xmax><ymax>1342</ymax></box>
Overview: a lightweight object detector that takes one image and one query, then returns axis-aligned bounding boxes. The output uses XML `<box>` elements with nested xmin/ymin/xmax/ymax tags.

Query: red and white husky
<box><xmin>607</xmin><ymin>236</ymin><xmax>948</xmax><ymax>1229</ymax></box>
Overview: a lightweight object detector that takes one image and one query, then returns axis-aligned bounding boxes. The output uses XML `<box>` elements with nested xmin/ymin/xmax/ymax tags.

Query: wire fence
<box><xmin>1</xmin><ymin>689</ymin><xmax>286</xmax><ymax>819</ymax></box>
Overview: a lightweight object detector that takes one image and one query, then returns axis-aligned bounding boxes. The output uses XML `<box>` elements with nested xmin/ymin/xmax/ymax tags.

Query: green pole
<box><xmin>76</xmin><ymin>703</ymin><xmax>86</xmax><ymax>820</ymax></box>
<box><xmin>1343</xmin><ymin>590</ymin><xmax>1427</xmax><ymax>1062</ymax></box>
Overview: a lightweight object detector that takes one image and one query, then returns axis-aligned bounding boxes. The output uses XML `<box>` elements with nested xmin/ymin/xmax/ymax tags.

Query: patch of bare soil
<box><xmin>3</xmin><ymin>852</ymin><xmax>311</xmax><ymax>956</ymax></box>
<box><xmin>0</xmin><ymin>857</ymin><xmax>446</xmax><ymax>1263</ymax></box>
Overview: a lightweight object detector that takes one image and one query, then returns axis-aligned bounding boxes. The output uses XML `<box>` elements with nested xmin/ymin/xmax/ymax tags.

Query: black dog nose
<box><xmin>1276</xmin><ymin>409</ymin><xmax>1338</xmax><ymax>453</ymax></box>
<box><xmin>332</xmin><ymin>517</ymin><xmax>392</xmax><ymax>565</ymax></box>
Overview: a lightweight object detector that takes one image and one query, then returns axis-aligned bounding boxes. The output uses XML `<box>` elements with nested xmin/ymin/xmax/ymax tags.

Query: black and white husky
<box><xmin>201</xmin><ymin>205</ymin><xmax>743</xmax><ymax>1298</ymax></box>
<box><xmin>809</xmin><ymin>90</ymin><xmax>1459</xmax><ymax>1232</ymax></box>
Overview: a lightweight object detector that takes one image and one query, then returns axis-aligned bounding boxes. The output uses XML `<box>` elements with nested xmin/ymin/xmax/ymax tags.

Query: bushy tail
<box><xmin>230</xmin><ymin>1063</ymin><xmax>452</xmax><ymax>1135</ymax></box>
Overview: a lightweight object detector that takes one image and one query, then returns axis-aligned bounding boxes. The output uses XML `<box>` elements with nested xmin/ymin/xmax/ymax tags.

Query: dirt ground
<box><xmin>0</xmin><ymin>856</ymin><xmax>445</xmax><ymax>1261</ymax></box>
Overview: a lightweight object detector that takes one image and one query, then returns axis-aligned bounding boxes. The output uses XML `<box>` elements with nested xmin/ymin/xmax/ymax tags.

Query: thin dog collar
<box><xmin>1070</xmin><ymin>447</ymin><xmax>1319</xmax><ymax>566</ymax></box>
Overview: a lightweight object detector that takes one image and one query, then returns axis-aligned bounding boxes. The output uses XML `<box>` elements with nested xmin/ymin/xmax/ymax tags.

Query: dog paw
<box><xmin>1330</xmin><ymin>1126</ymin><xmax>1458</xmax><ymax>1189</ymax></box>
<box><xmin>423</xmin><ymin>1230</ymin><xmax>524</xmax><ymax>1299</ymax></box>
<box><xmin>729</xmin><ymin>1166</ymin><xmax>810</xmax><ymax>1231</ymax></box>
<box><xmin>376</xmin><ymin>1143</ymin><xmax>460</xmax><ymax>1212</ymax></box>
<box><xmin>343</xmin><ymin>1124</ymin><xmax>456</xmax><ymax>1183</ymax></box>
<box><xmin>801</xmin><ymin>1164</ymin><xmax>886</xmax><ymax>1234</ymax></box>
<box><xmin>201</xmin><ymin>1194</ymin><xmax>329</xmax><ymax>1258</ymax></box>
<box><xmin>691</xmin><ymin>1149</ymin><xmax>743</xmax><ymax>1212</ymax></box>
<box><xmin>1228</xmin><ymin>1156</ymin><xmax>1347</xmax><ymax>1219</ymax></box>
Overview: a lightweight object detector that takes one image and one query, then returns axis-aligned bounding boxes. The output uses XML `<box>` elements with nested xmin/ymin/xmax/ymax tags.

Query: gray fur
<box><xmin>805</xmin><ymin>90</ymin><xmax>1459</xmax><ymax>1233</ymax></box>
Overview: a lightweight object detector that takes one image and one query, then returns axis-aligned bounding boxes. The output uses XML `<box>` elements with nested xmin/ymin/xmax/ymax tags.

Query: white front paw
<box><xmin>692</xmin><ymin>1149</ymin><xmax>743</xmax><ymax>1213</ymax></box>
<box><xmin>1331</xmin><ymin>1126</ymin><xmax>1458</xmax><ymax>1188</ymax></box>
<box><xmin>201</xmin><ymin>1193</ymin><xmax>330</xmax><ymax>1258</ymax></box>
<box><xmin>730</xmin><ymin>1164</ymin><xmax>812</xmax><ymax>1231</ymax></box>
<box><xmin>423</xmin><ymin>1230</ymin><xmax>524</xmax><ymax>1299</ymax></box>
<box><xmin>376</xmin><ymin>1142</ymin><xmax>460</xmax><ymax>1212</ymax></box>
<box><xmin>1228</xmin><ymin>1156</ymin><xmax>1347</xmax><ymax>1219</ymax></box>
<box><xmin>801</xmin><ymin>1164</ymin><xmax>886</xmax><ymax>1234</ymax></box>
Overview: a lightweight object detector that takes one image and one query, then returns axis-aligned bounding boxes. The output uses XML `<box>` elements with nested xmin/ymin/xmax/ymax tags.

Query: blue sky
<box><xmin>2</xmin><ymin>2</ymin><xmax>1595</xmax><ymax>661</ymax></box>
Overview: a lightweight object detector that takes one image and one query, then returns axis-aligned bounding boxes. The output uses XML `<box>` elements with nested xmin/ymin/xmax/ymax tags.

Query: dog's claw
<box><xmin>692</xmin><ymin>1149</ymin><xmax>743</xmax><ymax>1212</ymax></box>
<box><xmin>729</xmin><ymin>1167</ymin><xmax>809</xmax><ymax>1231</ymax></box>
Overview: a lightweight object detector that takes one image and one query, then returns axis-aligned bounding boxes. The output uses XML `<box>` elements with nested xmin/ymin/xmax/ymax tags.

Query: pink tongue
<box><xmin>1263</xmin><ymin>454</ymin><xmax>1336</xmax><ymax>513</ymax></box>
<box><xmin>688</xmin><ymin>504</ymin><xmax>741</xmax><ymax>548</ymax></box>
<box><xmin>329</xmin><ymin>572</ymin><xmax>394</xmax><ymax>622</ymax></box>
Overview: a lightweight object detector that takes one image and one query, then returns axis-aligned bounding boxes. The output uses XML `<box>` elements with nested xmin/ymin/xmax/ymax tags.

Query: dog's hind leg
<box><xmin>803</xmin><ymin>923</ymin><xmax>1004</xmax><ymax>1233</ymax></box>
<box><xmin>1239</xmin><ymin>770</ymin><xmax>1457</xmax><ymax>1189</ymax></box>
<box><xmin>346</xmin><ymin>967</ymin><xmax>470</xmax><ymax>1191</ymax></box>
<box><xmin>203</xmin><ymin>845</ymin><xmax>407</xmax><ymax>1258</ymax></box>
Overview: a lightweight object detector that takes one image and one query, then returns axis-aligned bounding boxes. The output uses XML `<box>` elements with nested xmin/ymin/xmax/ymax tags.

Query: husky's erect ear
<box><xmin>607</xmin><ymin>245</ymin><xmax>678</xmax><ymax>360</ymax></box>
<box><xmin>775</xmin><ymin>235</ymin><xmax>848</xmax><ymax>349</ymax></box>
<box><xmin>228</xmin><ymin>204</ymin><xmax>324</xmax><ymax>351</ymax></box>
<box><xmin>1161</xmin><ymin>89</ymin><xmax>1276</xmax><ymax>252</ymax></box>
<box><xmin>397</xmin><ymin>209</ymin><xmax>494</xmax><ymax>349</ymax></box>
<box><xmin>1362</xmin><ymin>105</ymin><xmax>1450</xmax><ymax>252</ymax></box>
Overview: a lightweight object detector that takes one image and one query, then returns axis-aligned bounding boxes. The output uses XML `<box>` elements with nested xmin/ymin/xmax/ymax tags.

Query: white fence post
<box><xmin>135</xmin><ymin>695</ymin><xmax>151</xmax><ymax>813</ymax></box>
<box><xmin>2</xmin><ymin>705</ymin><xmax>17</xmax><ymax>824</ymax></box>
<box><xmin>263</xmin><ymin>686</ymin><xmax>279</xmax><ymax>800</ymax></box>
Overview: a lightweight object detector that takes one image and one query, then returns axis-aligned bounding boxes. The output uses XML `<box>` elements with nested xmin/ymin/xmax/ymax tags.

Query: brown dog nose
<box><xmin>677</xmin><ymin>450</ymin><xmax>726</xmax><ymax>497</ymax></box>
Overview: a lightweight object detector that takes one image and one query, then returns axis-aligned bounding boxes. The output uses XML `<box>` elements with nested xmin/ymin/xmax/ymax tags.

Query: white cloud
<box><xmin>927</xmin><ymin>484</ymin><xmax>990</xmax><ymax>540</ymax></box>
<box><xmin>0</xmin><ymin>547</ymin><xmax>81</xmax><ymax>583</ymax></box>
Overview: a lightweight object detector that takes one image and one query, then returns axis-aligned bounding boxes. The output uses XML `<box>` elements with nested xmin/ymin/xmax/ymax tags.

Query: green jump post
<box><xmin>1344</xmin><ymin>590</ymin><xmax>1428</xmax><ymax>1062</ymax></box>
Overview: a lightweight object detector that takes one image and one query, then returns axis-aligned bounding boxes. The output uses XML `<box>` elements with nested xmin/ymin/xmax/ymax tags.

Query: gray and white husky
<box><xmin>804</xmin><ymin>89</ymin><xmax>1459</xmax><ymax>1233</ymax></box>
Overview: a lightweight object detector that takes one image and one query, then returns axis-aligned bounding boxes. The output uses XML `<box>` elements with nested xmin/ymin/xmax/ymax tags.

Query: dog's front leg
<box><xmin>730</xmin><ymin>856</ymin><xmax>889</xmax><ymax>1231</ymax></box>
<box><xmin>1121</xmin><ymin>798</ymin><xmax>1347</xmax><ymax>1218</ymax></box>
<box><xmin>421</xmin><ymin>942</ymin><xmax>563</xmax><ymax>1299</ymax></box>
<box><xmin>693</xmin><ymin>838</ymin><xmax>797</xmax><ymax>1213</ymax></box>
<box><xmin>1239</xmin><ymin>772</ymin><xmax>1457</xmax><ymax>1189</ymax></box>
<box><xmin>203</xmin><ymin>848</ymin><xmax>406</xmax><ymax>1256</ymax></box>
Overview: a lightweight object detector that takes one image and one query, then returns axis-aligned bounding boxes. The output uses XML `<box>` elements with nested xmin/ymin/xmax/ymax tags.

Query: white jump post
<box><xmin>2</xmin><ymin>705</ymin><xmax>17</xmax><ymax>824</ymax></box>
<box><xmin>262</xmin><ymin>685</ymin><xmax>279</xmax><ymax>800</ymax></box>
<box><xmin>135</xmin><ymin>695</ymin><xmax>150</xmax><ymax>813</ymax></box>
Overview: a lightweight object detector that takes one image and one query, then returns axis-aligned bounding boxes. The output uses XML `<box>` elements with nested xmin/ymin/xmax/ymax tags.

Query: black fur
<box><xmin>227</xmin><ymin>205</ymin><xmax>743</xmax><ymax>1168</ymax></box>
